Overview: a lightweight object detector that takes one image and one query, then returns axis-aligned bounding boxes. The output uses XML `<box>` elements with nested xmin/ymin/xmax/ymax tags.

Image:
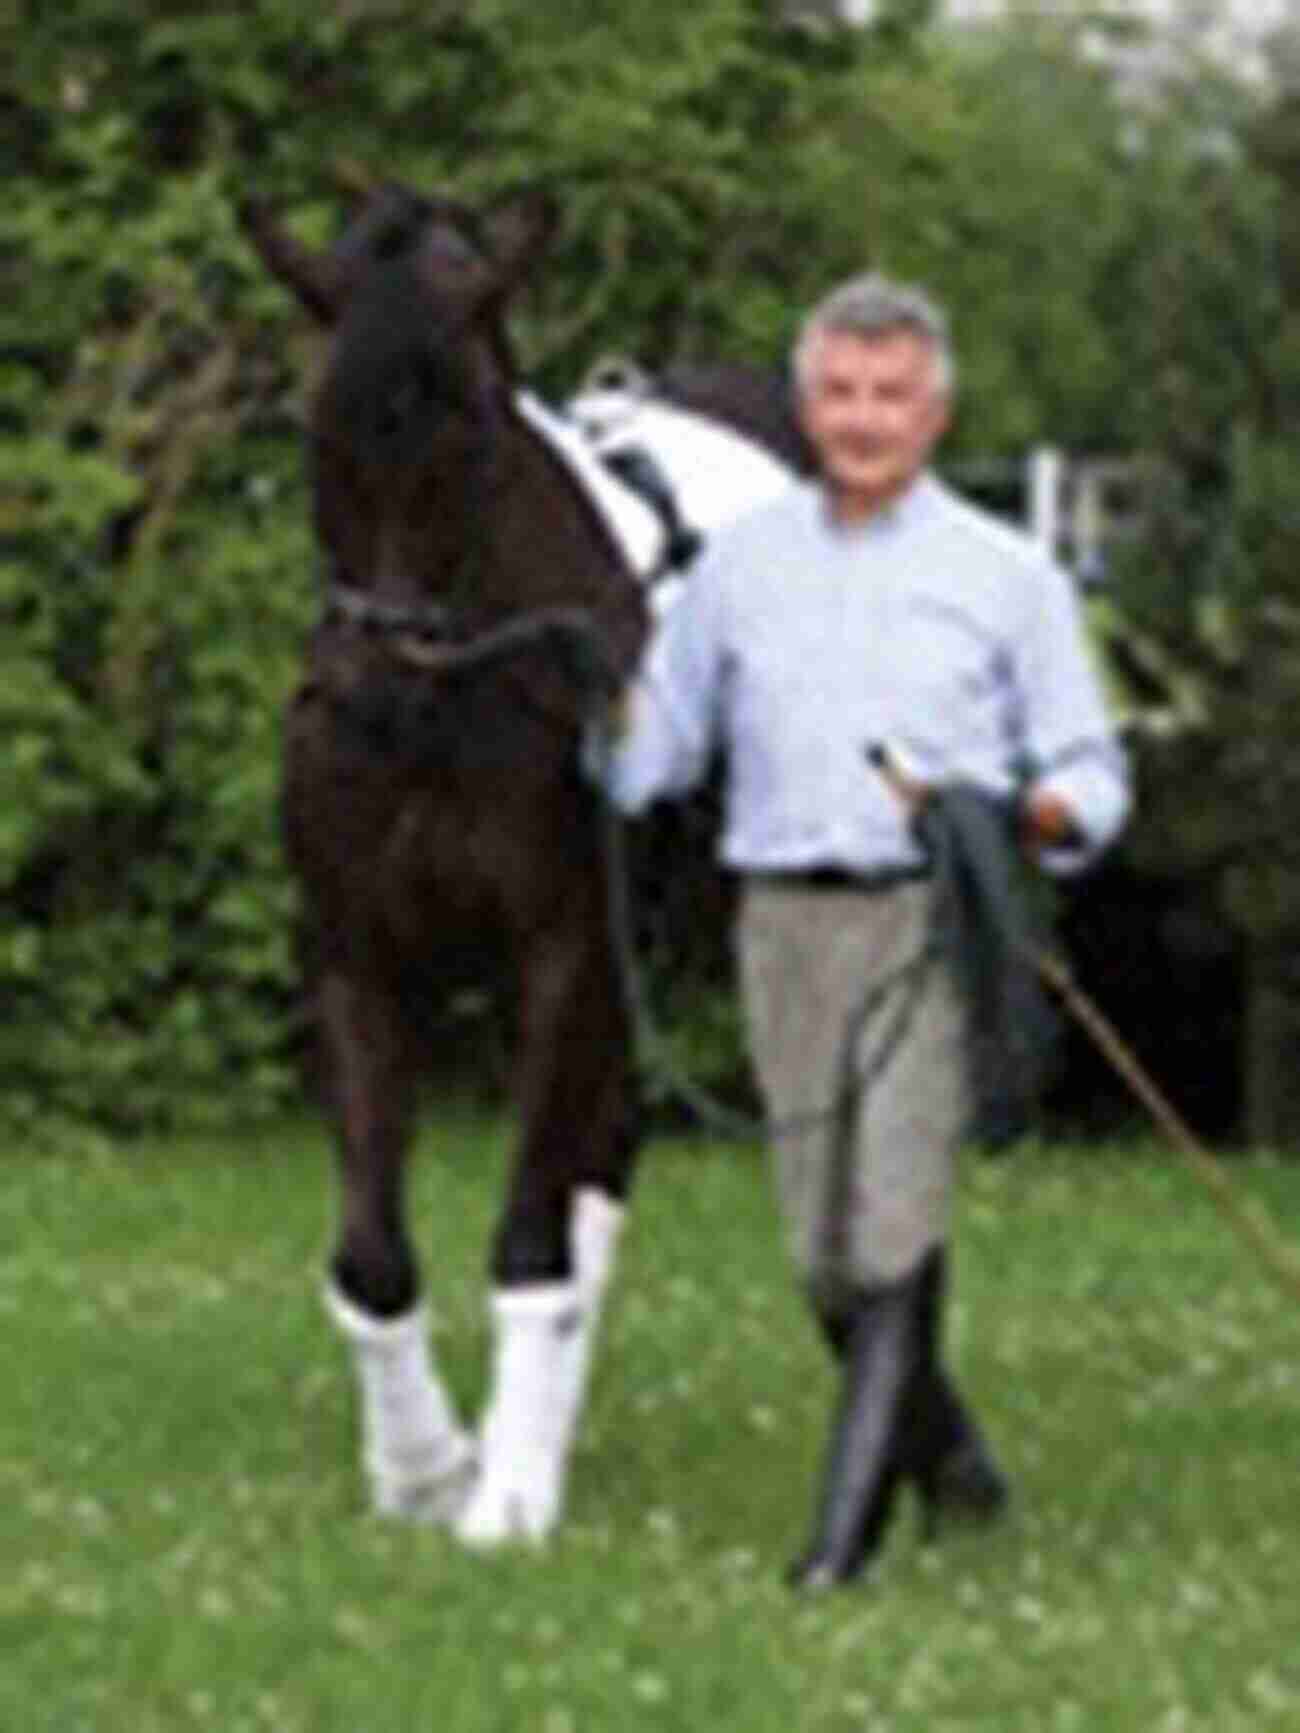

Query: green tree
<box><xmin>1114</xmin><ymin>31</ymin><xmax>1300</xmax><ymax>1147</ymax></box>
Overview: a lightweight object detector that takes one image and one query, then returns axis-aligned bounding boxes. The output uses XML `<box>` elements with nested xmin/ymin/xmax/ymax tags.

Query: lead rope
<box><xmin>317</xmin><ymin>585</ymin><xmax>1300</xmax><ymax>1305</ymax></box>
<box><xmin>591</xmin><ymin>703</ymin><xmax>960</xmax><ymax>1147</ymax></box>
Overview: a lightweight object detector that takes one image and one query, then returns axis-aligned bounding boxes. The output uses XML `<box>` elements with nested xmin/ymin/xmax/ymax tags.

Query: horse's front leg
<box><xmin>457</xmin><ymin>905</ymin><xmax>640</xmax><ymax>1547</ymax></box>
<box><xmin>319</xmin><ymin>966</ymin><xmax>474</xmax><ymax>1521</ymax></box>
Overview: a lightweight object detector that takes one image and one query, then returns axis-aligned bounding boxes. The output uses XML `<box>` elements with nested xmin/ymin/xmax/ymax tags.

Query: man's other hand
<box><xmin>1020</xmin><ymin>787</ymin><xmax>1080</xmax><ymax>854</ymax></box>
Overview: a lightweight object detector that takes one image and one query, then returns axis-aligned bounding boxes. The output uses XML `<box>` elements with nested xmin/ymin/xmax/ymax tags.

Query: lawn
<box><xmin>1</xmin><ymin>1114</ymin><xmax>1297</xmax><ymax>1732</ymax></box>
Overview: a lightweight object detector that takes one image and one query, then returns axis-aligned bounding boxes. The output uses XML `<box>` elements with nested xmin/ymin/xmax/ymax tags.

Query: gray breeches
<box><xmin>736</xmin><ymin>878</ymin><xmax>971</xmax><ymax>1306</ymax></box>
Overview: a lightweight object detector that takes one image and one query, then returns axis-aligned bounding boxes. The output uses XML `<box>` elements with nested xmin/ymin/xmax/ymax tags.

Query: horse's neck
<box><xmin>489</xmin><ymin>404</ymin><xmax>649</xmax><ymax>677</ymax></box>
<box><xmin>490</xmin><ymin>401</ymin><xmax>633</xmax><ymax>597</ymax></box>
<box><xmin>313</xmin><ymin>398</ymin><xmax>638</xmax><ymax>617</ymax></box>
<box><xmin>514</xmin><ymin>391</ymin><xmax>669</xmax><ymax>578</ymax></box>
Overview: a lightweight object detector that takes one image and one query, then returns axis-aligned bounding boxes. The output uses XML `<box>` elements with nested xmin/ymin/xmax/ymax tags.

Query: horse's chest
<box><xmin>285</xmin><ymin>705</ymin><xmax>574</xmax><ymax>926</ymax></box>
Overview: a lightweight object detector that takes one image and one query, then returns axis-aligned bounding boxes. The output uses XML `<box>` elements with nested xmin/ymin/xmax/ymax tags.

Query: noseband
<box><xmin>324</xmin><ymin>578</ymin><xmax>457</xmax><ymax>641</ymax></box>
<box><xmin>322</xmin><ymin>575</ymin><xmax>618</xmax><ymax>693</ymax></box>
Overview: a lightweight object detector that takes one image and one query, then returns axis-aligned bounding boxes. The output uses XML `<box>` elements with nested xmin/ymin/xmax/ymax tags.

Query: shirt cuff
<box><xmin>1032</xmin><ymin>760</ymin><xmax>1130</xmax><ymax>875</ymax></box>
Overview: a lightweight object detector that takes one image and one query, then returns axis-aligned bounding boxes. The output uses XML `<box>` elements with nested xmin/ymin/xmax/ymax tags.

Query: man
<box><xmin>598</xmin><ymin>274</ymin><xmax>1129</xmax><ymax>1589</ymax></box>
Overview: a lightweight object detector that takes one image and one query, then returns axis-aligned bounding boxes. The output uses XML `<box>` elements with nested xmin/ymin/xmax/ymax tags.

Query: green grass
<box><xmin>2</xmin><ymin>1116</ymin><xmax>1298</xmax><ymax>1732</ymax></box>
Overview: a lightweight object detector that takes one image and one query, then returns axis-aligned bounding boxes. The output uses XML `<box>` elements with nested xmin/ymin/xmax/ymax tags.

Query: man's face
<box><xmin>797</xmin><ymin>326</ymin><xmax>950</xmax><ymax>520</ymax></box>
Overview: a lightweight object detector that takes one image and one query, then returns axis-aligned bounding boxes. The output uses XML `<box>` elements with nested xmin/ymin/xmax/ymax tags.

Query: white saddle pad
<box><xmin>567</xmin><ymin>384</ymin><xmax>794</xmax><ymax>535</ymax></box>
<box><xmin>517</xmin><ymin>383</ymin><xmax>796</xmax><ymax>589</ymax></box>
<box><xmin>515</xmin><ymin>392</ymin><xmax>667</xmax><ymax>578</ymax></box>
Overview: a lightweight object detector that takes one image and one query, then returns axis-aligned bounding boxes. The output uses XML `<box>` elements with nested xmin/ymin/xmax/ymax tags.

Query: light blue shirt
<box><xmin>600</xmin><ymin>473</ymin><xmax>1129</xmax><ymax>876</ymax></box>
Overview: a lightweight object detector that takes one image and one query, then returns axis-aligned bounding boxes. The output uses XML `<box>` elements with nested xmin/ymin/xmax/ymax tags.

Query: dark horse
<box><xmin>243</xmin><ymin>183</ymin><xmax>649</xmax><ymax>1542</ymax></box>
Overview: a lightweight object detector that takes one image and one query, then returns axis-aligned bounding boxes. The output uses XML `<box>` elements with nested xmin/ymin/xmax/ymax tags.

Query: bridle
<box><xmin>322</xmin><ymin>580</ymin><xmax>458</xmax><ymax>637</ymax></box>
<box><xmin>320</xmin><ymin>571</ymin><xmax>620</xmax><ymax>691</ymax></box>
<box><xmin>315</xmin><ymin>348</ymin><xmax>624</xmax><ymax>690</ymax></box>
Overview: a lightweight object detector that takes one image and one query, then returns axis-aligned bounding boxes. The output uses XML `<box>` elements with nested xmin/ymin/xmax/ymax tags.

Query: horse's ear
<box><xmin>332</xmin><ymin>158</ymin><xmax>379</xmax><ymax>227</ymax></box>
<box><xmin>479</xmin><ymin>186</ymin><xmax>560</xmax><ymax>296</ymax></box>
<box><xmin>240</xmin><ymin>200</ymin><xmax>342</xmax><ymax>325</ymax></box>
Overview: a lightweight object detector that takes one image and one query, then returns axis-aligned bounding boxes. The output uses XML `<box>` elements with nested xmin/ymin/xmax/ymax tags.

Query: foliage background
<box><xmin>3</xmin><ymin>0</ymin><xmax>1297</xmax><ymax>1140</ymax></box>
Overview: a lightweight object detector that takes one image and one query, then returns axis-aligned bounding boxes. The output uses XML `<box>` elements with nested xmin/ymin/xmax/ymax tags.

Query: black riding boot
<box><xmin>908</xmin><ymin>1248</ymin><xmax>1009</xmax><ymax>1538</ymax></box>
<box><xmin>811</xmin><ymin>1248</ymin><xmax>1009</xmax><ymax>1546</ymax></box>
<box><xmin>788</xmin><ymin>1269</ymin><xmax>924</xmax><ymax>1591</ymax></box>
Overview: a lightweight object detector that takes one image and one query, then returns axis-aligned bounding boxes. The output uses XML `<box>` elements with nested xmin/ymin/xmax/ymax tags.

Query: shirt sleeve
<box><xmin>1013</xmin><ymin>560</ymin><xmax>1132</xmax><ymax>874</ymax></box>
<box><xmin>592</xmin><ymin>553</ymin><xmax>729</xmax><ymax>817</ymax></box>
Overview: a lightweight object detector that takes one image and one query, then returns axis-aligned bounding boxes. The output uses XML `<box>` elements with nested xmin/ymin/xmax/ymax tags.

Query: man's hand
<box><xmin>869</xmin><ymin>747</ymin><xmax>1082</xmax><ymax>858</ymax></box>
<box><xmin>866</xmin><ymin>741</ymin><xmax>931</xmax><ymax>815</ymax></box>
<box><xmin>1020</xmin><ymin>787</ymin><xmax>1080</xmax><ymax>854</ymax></box>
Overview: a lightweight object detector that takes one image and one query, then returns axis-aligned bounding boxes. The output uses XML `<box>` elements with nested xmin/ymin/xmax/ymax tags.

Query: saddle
<box><xmin>520</xmin><ymin>361</ymin><xmax>796</xmax><ymax>602</ymax></box>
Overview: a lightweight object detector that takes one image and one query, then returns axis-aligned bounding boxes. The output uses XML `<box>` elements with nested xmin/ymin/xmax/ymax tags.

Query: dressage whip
<box><xmin>871</xmin><ymin>745</ymin><xmax>1300</xmax><ymax>1307</ymax></box>
<box><xmin>1031</xmin><ymin>947</ymin><xmax>1300</xmax><ymax>1303</ymax></box>
<box><xmin>601</xmin><ymin>697</ymin><xmax>1300</xmax><ymax>1307</ymax></box>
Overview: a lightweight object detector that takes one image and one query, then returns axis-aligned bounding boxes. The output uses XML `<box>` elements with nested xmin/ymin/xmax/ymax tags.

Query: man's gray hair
<box><xmin>792</xmin><ymin>272</ymin><xmax>956</xmax><ymax>397</ymax></box>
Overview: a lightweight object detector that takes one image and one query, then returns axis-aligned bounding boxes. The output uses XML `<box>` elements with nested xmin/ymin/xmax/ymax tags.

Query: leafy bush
<box><xmin>5</xmin><ymin>0</ymin><xmax>1293</xmax><ymax>1137</ymax></box>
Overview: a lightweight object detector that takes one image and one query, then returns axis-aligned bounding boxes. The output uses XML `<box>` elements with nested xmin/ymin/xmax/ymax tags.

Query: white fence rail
<box><xmin>946</xmin><ymin>446</ymin><xmax>1141</xmax><ymax>585</ymax></box>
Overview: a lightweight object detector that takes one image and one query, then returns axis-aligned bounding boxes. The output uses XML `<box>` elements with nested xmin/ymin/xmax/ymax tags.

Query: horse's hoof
<box><xmin>454</xmin><ymin>1480</ymin><xmax>556</xmax><ymax>1549</ymax></box>
<box><xmin>373</xmin><ymin>1443</ymin><xmax>477</xmax><ymax>1526</ymax></box>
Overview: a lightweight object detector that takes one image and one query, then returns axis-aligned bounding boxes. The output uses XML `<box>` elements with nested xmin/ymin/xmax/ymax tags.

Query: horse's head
<box><xmin>243</xmin><ymin>181</ymin><xmax>559</xmax><ymax>607</ymax></box>
<box><xmin>244</xmin><ymin>182</ymin><xmax>578</xmax><ymax>760</ymax></box>
<box><xmin>246</xmin><ymin>181</ymin><xmax>627</xmax><ymax>765</ymax></box>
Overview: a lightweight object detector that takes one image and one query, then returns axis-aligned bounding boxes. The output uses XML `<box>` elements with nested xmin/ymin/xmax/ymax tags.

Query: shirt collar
<box><xmin>817</xmin><ymin>470</ymin><xmax>940</xmax><ymax>540</ymax></box>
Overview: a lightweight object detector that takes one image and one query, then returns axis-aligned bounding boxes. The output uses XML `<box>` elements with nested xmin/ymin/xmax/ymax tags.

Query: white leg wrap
<box><xmin>456</xmin><ymin>1188</ymin><xmax>625</xmax><ymax>1548</ymax></box>
<box><xmin>571</xmin><ymin>1187</ymin><xmax>625</xmax><ymax>1308</ymax></box>
<box><xmin>324</xmin><ymin>1285</ymin><xmax>474</xmax><ymax>1522</ymax></box>
<box><xmin>543</xmin><ymin>1189</ymin><xmax>624</xmax><ymax>1505</ymax></box>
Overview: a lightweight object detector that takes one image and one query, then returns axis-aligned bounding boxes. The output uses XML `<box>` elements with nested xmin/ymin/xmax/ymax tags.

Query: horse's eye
<box><xmin>374</xmin><ymin>220</ymin><xmax>413</xmax><ymax>261</ymax></box>
<box><xmin>425</xmin><ymin>227</ymin><xmax>479</xmax><ymax>271</ymax></box>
